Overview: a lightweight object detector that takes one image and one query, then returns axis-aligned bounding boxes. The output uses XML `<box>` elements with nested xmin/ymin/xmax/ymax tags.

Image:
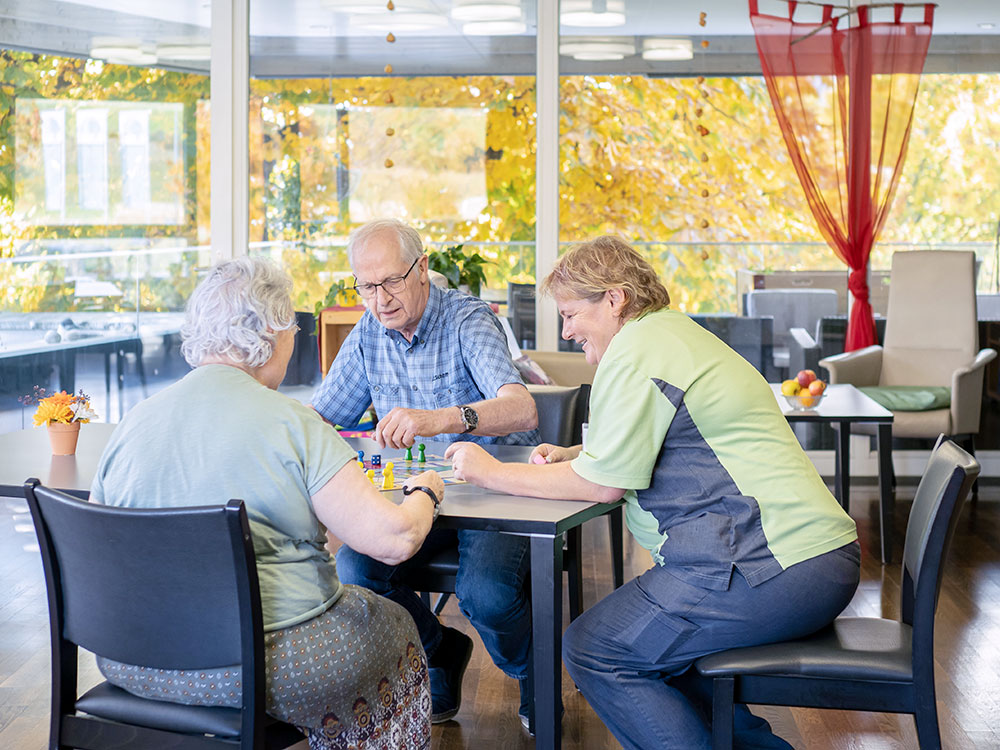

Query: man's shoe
<box><xmin>429</xmin><ymin>626</ymin><xmax>474</xmax><ymax>723</ymax></box>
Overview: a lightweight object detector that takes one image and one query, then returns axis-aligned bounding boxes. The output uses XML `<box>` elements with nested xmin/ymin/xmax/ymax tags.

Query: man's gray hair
<box><xmin>347</xmin><ymin>218</ymin><xmax>424</xmax><ymax>269</ymax></box>
<box><xmin>180</xmin><ymin>256</ymin><xmax>295</xmax><ymax>369</ymax></box>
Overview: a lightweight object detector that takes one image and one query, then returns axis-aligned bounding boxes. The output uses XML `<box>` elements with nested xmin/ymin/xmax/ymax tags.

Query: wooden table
<box><xmin>771</xmin><ymin>383</ymin><xmax>895</xmax><ymax>563</ymax></box>
<box><xmin>0</xmin><ymin>426</ymin><xmax>621</xmax><ymax>750</ymax></box>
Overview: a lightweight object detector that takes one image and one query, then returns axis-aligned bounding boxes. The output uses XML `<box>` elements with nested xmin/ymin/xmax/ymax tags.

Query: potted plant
<box><xmin>427</xmin><ymin>244</ymin><xmax>490</xmax><ymax>297</ymax></box>
<box><xmin>20</xmin><ymin>386</ymin><xmax>98</xmax><ymax>455</ymax></box>
<box><xmin>313</xmin><ymin>278</ymin><xmax>361</xmax><ymax>330</ymax></box>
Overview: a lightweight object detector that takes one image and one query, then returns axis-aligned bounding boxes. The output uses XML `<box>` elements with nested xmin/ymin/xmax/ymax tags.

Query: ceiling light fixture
<box><xmin>353</xmin><ymin>12</ymin><xmax>449</xmax><ymax>32</ymax></box>
<box><xmin>451</xmin><ymin>1</ymin><xmax>522</xmax><ymax>22</ymax></box>
<box><xmin>560</xmin><ymin>0</ymin><xmax>625</xmax><ymax>28</ymax></box>
<box><xmin>979</xmin><ymin>22</ymin><xmax>996</xmax><ymax>30</ymax></box>
<box><xmin>641</xmin><ymin>38</ymin><xmax>694</xmax><ymax>61</ymax></box>
<box><xmin>559</xmin><ymin>37</ymin><xmax>635</xmax><ymax>61</ymax></box>
<box><xmin>90</xmin><ymin>37</ymin><xmax>157</xmax><ymax>65</ymax></box>
<box><xmin>463</xmin><ymin>20</ymin><xmax>527</xmax><ymax>35</ymax></box>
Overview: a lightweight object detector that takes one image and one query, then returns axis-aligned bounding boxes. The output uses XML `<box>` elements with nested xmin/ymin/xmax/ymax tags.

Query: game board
<box><xmin>356</xmin><ymin>451</ymin><xmax>465</xmax><ymax>492</ymax></box>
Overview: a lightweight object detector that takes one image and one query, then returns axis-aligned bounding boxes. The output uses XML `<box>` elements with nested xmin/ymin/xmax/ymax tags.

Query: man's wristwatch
<box><xmin>403</xmin><ymin>485</ymin><xmax>441</xmax><ymax>520</ymax></box>
<box><xmin>458</xmin><ymin>404</ymin><xmax>479</xmax><ymax>433</ymax></box>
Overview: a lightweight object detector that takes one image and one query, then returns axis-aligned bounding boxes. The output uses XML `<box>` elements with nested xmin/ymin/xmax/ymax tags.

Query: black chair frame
<box><xmin>695</xmin><ymin>437</ymin><xmax>979</xmax><ymax>750</ymax></box>
<box><xmin>25</xmin><ymin>479</ymin><xmax>303</xmax><ymax>750</ymax></box>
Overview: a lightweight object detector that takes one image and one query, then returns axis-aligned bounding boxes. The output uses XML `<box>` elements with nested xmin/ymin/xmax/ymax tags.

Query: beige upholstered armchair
<box><xmin>820</xmin><ymin>251</ymin><xmax>996</xmax><ymax>464</ymax></box>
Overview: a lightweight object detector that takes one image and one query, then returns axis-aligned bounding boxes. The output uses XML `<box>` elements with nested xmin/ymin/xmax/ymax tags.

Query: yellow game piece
<box><xmin>382</xmin><ymin>462</ymin><xmax>395</xmax><ymax>490</ymax></box>
<box><xmin>357</xmin><ymin>460</ymin><xmax>364</xmax><ymax>470</ymax></box>
<box><xmin>366</xmin><ymin>469</ymin><xmax>375</xmax><ymax>484</ymax></box>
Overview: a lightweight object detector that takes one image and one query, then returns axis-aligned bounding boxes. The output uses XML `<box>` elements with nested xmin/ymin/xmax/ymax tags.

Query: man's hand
<box><xmin>445</xmin><ymin>442</ymin><xmax>501</xmax><ymax>487</ymax></box>
<box><xmin>528</xmin><ymin>443</ymin><xmax>579</xmax><ymax>465</ymax></box>
<box><xmin>375</xmin><ymin>407</ymin><xmax>449</xmax><ymax>449</ymax></box>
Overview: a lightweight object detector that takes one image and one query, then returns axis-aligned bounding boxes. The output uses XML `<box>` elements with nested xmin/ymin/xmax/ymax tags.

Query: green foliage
<box><xmin>312</xmin><ymin>277</ymin><xmax>359</xmax><ymax>332</ymax></box>
<box><xmin>427</xmin><ymin>243</ymin><xmax>490</xmax><ymax>297</ymax></box>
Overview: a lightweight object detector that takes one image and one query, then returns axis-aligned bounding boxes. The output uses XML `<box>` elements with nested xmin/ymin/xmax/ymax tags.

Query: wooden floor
<box><xmin>3</xmin><ymin>481</ymin><xmax>1000</xmax><ymax>749</ymax></box>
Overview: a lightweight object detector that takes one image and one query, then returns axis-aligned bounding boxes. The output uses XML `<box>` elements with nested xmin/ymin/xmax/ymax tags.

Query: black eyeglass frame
<box><xmin>351</xmin><ymin>256</ymin><xmax>421</xmax><ymax>298</ymax></box>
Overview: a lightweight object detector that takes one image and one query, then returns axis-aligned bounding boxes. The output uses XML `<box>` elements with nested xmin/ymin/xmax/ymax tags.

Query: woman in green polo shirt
<box><xmin>446</xmin><ymin>236</ymin><xmax>861</xmax><ymax>750</ymax></box>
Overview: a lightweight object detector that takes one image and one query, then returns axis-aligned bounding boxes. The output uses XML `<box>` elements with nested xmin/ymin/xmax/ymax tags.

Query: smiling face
<box><xmin>556</xmin><ymin>290</ymin><xmax>628</xmax><ymax>365</ymax></box>
<box><xmin>351</xmin><ymin>230</ymin><xmax>429</xmax><ymax>340</ymax></box>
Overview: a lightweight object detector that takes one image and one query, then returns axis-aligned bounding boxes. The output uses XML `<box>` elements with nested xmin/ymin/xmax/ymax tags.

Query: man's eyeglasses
<box><xmin>352</xmin><ymin>256</ymin><xmax>420</xmax><ymax>299</ymax></box>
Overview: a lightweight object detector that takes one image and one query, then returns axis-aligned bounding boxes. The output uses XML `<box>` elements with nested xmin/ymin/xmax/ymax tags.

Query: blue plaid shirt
<box><xmin>312</xmin><ymin>284</ymin><xmax>539</xmax><ymax>446</ymax></box>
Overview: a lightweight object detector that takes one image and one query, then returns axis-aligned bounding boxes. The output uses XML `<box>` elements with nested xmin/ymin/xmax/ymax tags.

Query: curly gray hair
<box><xmin>347</xmin><ymin>218</ymin><xmax>424</xmax><ymax>269</ymax></box>
<box><xmin>180</xmin><ymin>256</ymin><xmax>296</xmax><ymax>369</ymax></box>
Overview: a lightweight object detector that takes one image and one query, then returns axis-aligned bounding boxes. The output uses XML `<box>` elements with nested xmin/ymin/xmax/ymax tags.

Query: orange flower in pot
<box><xmin>21</xmin><ymin>386</ymin><xmax>99</xmax><ymax>455</ymax></box>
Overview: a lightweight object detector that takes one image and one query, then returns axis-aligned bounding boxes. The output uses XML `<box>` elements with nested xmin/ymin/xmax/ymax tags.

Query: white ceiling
<box><xmin>1</xmin><ymin>0</ymin><xmax>998</xmax><ymax>76</ymax></box>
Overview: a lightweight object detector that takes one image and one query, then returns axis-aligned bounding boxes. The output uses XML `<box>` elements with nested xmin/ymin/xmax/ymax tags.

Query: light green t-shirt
<box><xmin>90</xmin><ymin>365</ymin><xmax>356</xmax><ymax>631</ymax></box>
<box><xmin>572</xmin><ymin>309</ymin><xmax>857</xmax><ymax>589</ymax></box>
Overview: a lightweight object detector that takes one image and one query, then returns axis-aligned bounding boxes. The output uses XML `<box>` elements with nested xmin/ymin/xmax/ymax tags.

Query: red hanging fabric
<box><xmin>749</xmin><ymin>1</ymin><xmax>934</xmax><ymax>350</ymax></box>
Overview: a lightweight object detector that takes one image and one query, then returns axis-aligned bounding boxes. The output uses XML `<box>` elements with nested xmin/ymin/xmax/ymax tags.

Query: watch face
<box><xmin>462</xmin><ymin>406</ymin><xmax>479</xmax><ymax>431</ymax></box>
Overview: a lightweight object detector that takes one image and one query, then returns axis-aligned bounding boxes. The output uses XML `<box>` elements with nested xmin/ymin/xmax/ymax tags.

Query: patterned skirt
<box><xmin>96</xmin><ymin>584</ymin><xmax>431</xmax><ymax>750</ymax></box>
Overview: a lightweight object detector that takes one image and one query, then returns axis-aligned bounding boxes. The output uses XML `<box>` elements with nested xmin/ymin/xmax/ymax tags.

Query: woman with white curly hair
<box><xmin>90</xmin><ymin>256</ymin><xmax>440</xmax><ymax>750</ymax></box>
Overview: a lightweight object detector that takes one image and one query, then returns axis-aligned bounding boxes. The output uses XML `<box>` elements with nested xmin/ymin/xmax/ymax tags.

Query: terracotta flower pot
<box><xmin>47</xmin><ymin>422</ymin><xmax>81</xmax><ymax>456</ymax></box>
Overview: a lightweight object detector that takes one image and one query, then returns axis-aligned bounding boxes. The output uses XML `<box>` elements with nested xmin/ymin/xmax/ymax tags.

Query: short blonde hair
<box><xmin>540</xmin><ymin>236</ymin><xmax>670</xmax><ymax>320</ymax></box>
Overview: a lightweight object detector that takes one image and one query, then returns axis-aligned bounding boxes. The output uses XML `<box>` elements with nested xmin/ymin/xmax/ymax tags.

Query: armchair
<box><xmin>820</xmin><ymin>251</ymin><xmax>996</xmax><ymax>493</ymax></box>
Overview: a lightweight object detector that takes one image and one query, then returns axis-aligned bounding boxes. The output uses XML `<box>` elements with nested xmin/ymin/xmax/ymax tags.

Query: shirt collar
<box><xmin>382</xmin><ymin>282</ymin><xmax>443</xmax><ymax>348</ymax></box>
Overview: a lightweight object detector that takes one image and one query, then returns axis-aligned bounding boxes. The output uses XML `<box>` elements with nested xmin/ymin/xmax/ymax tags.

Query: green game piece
<box><xmin>417</xmin><ymin>443</ymin><xmax>426</xmax><ymax>463</ymax></box>
<box><xmin>405</xmin><ymin>446</ymin><xmax>413</xmax><ymax>461</ymax></box>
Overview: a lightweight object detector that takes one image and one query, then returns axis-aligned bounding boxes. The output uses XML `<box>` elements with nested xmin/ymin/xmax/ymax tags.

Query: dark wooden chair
<box><xmin>694</xmin><ymin>436</ymin><xmax>980</xmax><ymax>750</ymax></box>
<box><xmin>24</xmin><ymin>478</ymin><xmax>304</xmax><ymax>750</ymax></box>
<box><xmin>413</xmin><ymin>383</ymin><xmax>624</xmax><ymax>619</ymax></box>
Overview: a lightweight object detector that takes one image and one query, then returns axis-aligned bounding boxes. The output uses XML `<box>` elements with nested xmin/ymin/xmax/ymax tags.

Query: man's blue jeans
<box><xmin>562</xmin><ymin>542</ymin><xmax>861</xmax><ymax>750</ymax></box>
<box><xmin>335</xmin><ymin>527</ymin><xmax>532</xmax><ymax>678</ymax></box>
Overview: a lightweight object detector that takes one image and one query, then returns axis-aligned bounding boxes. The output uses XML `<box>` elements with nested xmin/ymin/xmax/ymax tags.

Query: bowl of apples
<box><xmin>781</xmin><ymin>369</ymin><xmax>827</xmax><ymax>410</ymax></box>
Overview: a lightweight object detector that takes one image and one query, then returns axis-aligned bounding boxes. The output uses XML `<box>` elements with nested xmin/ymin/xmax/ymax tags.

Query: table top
<box><xmin>770</xmin><ymin>383</ymin><xmax>893</xmax><ymax>423</ymax></box>
<box><xmin>0</xmin><ymin>427</ymin><xmax>619</xmax><ymax>537</ymax></box>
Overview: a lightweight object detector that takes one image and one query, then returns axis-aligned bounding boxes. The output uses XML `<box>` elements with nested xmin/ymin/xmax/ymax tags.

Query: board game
<box><xmin>355</xmin><ymin>445</ymin><xmax>464</xmax><ymax>492</ymax></box>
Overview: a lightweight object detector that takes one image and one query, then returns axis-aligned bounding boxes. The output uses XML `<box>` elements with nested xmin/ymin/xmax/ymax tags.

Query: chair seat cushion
<box><xmin>859</xmin><ymin>385</ymin><xmax>950</xmax><ymax>411</ymax></box>
<box><xmin>76</xmin><ymin>681</ymin><xmax>243</xmax><ymax>738</ymax></box>
<box><xmin>695</xmin><ymin>618</ymin><xmax>913</xmax><ymax>683</ymax></box>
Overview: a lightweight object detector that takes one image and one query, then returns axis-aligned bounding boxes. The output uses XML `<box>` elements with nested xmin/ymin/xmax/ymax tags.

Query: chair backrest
<box><xmin>24</xmin><ymin>479</ymin><xmax>262</xmax><ymax>674</ymax></box>
<box><xmin>508</xmin><ymin>282</ymin><xmax>536</xmax><ymax>350</ymax></box>
<box><xmin>690</xmin><ymin>314</ymin><xmax>775</xmax><ymax>377</ymax></box>
<box><xmin>526</xmin><ymin>383</ymin><xmax>590</xmax><ymax>446</ymax></box>
<box><xmin>882</xmin><ymin>250</ymin><xmax>978</xmax><ymax>386</ymax></box>
<box><xmin>899</xmin><ymin>439</ymin><xmax>979</xmax><ymax>652</ymax></box>
<box><xmin>745</xmin><ymin>289</ymin><xmax>839</xmax><ymax>350</ymax></box>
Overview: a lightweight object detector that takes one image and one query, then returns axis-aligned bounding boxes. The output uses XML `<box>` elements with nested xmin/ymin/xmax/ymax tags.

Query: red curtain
<box><xmin>749</xmin><ymin>1</ymin><xmax>933</xmax><ymax>350</ymax></box>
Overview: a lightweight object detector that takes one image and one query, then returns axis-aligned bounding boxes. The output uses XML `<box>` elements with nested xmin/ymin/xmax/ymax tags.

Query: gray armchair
<box><xmin>820</xmin><ymin>251</ymin><xmax>996</xmax><ymax>472</ymax></box>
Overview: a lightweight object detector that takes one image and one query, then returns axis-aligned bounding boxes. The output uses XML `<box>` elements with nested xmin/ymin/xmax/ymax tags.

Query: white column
<box><xmin>535</xmin><ymin>0</ymin><xmax>560</xmax><ymax>352</ymax></box>
<box><xmin>210</xmin><ymin>0</ymin><xmax>249</xmax><ymax>262</ymax></box>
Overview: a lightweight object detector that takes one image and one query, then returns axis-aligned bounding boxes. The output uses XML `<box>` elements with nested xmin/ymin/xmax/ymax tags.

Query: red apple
<box><xmin>808</xmin><ymin>379</ymin><xmax>826</xmax><ymax>396</ymax></box>
<box><xmin>796</xmin><ymin>369</ymin><xmax>816</xmax><ymax>388</ymax></box>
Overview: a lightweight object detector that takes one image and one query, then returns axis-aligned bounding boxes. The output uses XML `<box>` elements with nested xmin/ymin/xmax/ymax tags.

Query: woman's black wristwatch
<box><xmin>403</xmin><ymin>485</ymin><xmax>441</xmax><ymax>520</ymax></box>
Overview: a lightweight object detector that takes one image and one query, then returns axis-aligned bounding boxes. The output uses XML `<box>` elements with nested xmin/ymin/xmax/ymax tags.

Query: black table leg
<box><xmin>877</xmin><ymin>423</ymin><xmax>894</xmax><ymax>564</ymax></box>
<box><xmin>609</xmin><ymin>505</ymin><xmax>624</xmax><ymax>590</ymax></box>
<box><xmin>530</xmin><ymin>533</ymin><xmax>563</xmax><ymax>749</ymax></box>
<box><xmin>832</xmin><ymin>422</ymin><xmax>851</xmax><ymax>511</ymax></box>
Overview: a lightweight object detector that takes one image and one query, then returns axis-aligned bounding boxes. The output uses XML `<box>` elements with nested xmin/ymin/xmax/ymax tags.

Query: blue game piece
<box><xmin>371</xmin><ymin>454</ymin><xmax>382</xmax><ymax>467</ymax></box>
<box><xmin>357</xmin><ymin>450</ymin><xmax>364</xmax><ymax>463</ymax></box>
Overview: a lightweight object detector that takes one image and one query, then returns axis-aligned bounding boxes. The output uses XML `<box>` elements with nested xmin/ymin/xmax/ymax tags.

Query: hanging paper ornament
<box><xmin>701</xmin><ymin>188</ymin><xmax>710</xmax><ymax>198</ymax></box>
<box><xmin>701</xmin><ymin>249</ymin><xmax>710</xmax><ymax>261</ymax></box>
<box><xmin>386</xmin><ymin>32</ymin><xmax>395</xmax><ymax>42</ymax></box>
<box><xmin>700</xmin><ymin>219</ymin><xmax>710</xmax><ymax>229</ymax></box>
<box><xmin>701</xmin><ymin>39</ymin><xmax>710</xmax><ymax>48</ymax></box>
<box><xmin>699</xmin><ymin>12</ymin><xmax>707</xmax><ymax>27</ymax></box>
<box><xmin>695</xmin><ymin>107</ymin><xmax>703</xmax><ymax>117</ymax></box>
<box><xmin>384</xmin><ymin>63</ymin><xmax>393</xmax><ymax>74</ymax></box>
<box><xmin>385</xmin><ymin>92</ymin><xmax>394</xmax><ymax>104</ymax></box>
<box><xmin>387</xmin><ymin>0</ymin><xmax>395</xmax><ymax>9</ymax></box>
<box><xmin>386</xmin><ymin>127</ymin><xmax>395</xmax><ymax>136</ymax></box>
<box><xmin>697</xmin><ymin>125</ymin><xmax>710</xmax><ymax>137</ymax></box>
<box><xmin>700</xmin><ymin>152</ymin><xmax>709</xmax><ymax>163</ymax></box>
<box><xmin>384</xmin><ymin>158</ymin><xmax>394</xmax><ymax>168</ymax></box>
<box><xmin>697</xmin><ymin>76</ymin><xmax>705</xmax><ymax>84</ymax></box>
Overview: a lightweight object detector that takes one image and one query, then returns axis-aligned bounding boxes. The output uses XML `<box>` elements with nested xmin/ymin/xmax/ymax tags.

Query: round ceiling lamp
<box><xmin>353</xmin><ymin>12</ymin><xmax>449</xmax><ymax>31</ymax></box>
<box><xmin>451</xmin><ymin>1</ymin><xmax>522</xmax><ymax>22</ymax></box>
<box><xmin>559</xmin><ymin>37</ymin><xmax>635</xmax><ymax>61</ymax></box>
<box><xmin>90</xmin><ymin>37</ymin><xmax>157</xmax><ymax>65</ymax></box>
<box><xmin>560</xmin><ymin>0</ymin><xmax>625</xmax><ymax>28</ymax></box>
<box><xmin>641</xmin><ymin>38</ymin><xmax>693</xmax><ymax>61</ymax></box>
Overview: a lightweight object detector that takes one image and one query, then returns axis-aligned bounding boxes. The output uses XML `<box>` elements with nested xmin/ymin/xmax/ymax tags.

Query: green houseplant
<box><xmin>427</xmin><ymin>244</ymin><xmax>490</xmax><ymax>297</ymax></box>
<box><xmin>312</xmin><ymin>278</ymin><xmax>359</xmax><ymax>332</ymax></box>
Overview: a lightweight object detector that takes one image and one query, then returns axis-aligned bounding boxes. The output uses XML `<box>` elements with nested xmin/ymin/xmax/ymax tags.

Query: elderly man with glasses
<box><xmin>312</xmin><ymin>218</ymin><xmax>540</xmax><ymax>729</ymax></box>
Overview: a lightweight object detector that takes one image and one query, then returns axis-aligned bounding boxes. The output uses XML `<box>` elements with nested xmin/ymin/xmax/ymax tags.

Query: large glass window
<box><xmin>0</xmin><ymin>4</ymin><xmax>211</xmax><ymax>434</ymax></box>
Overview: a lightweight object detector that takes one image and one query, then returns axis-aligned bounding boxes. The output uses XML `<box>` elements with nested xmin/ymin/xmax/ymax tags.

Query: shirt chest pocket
<box><xmin>431</xmin><ymin>377</ymin><xmax>483</xmax><ymax>408</ymax></box>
